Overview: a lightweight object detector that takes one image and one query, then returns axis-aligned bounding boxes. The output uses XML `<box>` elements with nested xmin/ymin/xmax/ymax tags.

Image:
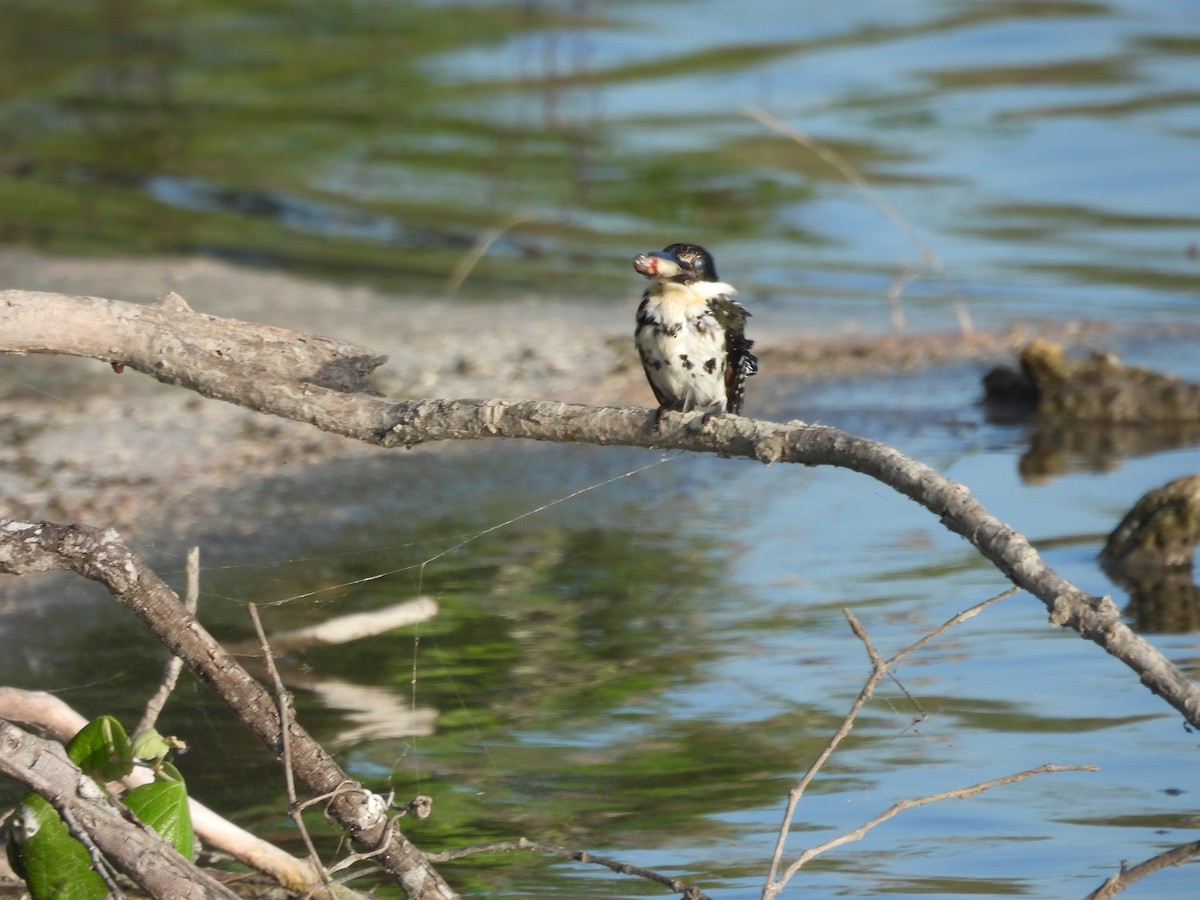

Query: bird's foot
<box><xmin>686</xmin><ymin>408</ymin><xmax>723</xmax><ymax>434</ymax></box>
<box><xmin>651</xmin><ymin>407</ymin><xmax>722</xmax><ymax>434</ymax></box>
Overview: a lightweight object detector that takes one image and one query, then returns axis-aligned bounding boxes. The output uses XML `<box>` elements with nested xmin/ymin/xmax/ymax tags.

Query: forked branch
<box><xmin>3</xmin><ymin>288</ymin><xmax>1196</xmax><ymax>729</ymax></box>
<box><xmin>763</xmin><ymin>596</ymin><xmax>1094</xmax><ymax>899</ymax></box>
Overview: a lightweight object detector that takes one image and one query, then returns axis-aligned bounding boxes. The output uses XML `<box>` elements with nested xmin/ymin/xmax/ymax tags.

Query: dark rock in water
<box><xmin>1101</xmin><ymin>474</ymin><xmax>1200</xmax><ymax>633</ymax></box>
<box><xmin>984</xmin><ymin>337</ymin><xmax>1200</xmax><ymax>423</ymax></box>
<box><xmin>1101</xmin><ymin>474</ymin><xmax>1200</xmax><ymax>571</ymax></box>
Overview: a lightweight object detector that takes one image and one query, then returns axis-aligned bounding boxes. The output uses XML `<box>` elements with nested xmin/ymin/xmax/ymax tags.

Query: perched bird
<box><xmin>633</xmin><ymin>243</ymin><xmax>757</xmax><ymax>425</ymax></box>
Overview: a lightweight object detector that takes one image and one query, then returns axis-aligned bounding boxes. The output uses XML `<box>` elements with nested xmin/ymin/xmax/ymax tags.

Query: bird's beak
<box><xmin>633</xmin><ymin>250</ymin><xmax>692</xmax><ymax>281</ymax></box>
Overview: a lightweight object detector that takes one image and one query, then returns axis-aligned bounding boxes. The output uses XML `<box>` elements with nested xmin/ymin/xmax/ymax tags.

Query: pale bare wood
<box><xmin>1085</xmin><ymin>838</ymin><xmax>1200</xmax><ymax>899</ymax></box>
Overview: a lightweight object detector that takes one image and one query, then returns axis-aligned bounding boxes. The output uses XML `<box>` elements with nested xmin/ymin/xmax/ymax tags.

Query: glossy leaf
<box><xmin>126</xmin><ymin>771</ymin><xmax>194</xmax><ymax>861</ymax></box>
<box><xmin>4</xmin><ymin>793</ymin><xmax>107</xmax><ymax>900</ymax></box>
<box><xmin>65</xmin><ymin>716</ymin><xmax>132</xmax><ymax>783</ymax></box>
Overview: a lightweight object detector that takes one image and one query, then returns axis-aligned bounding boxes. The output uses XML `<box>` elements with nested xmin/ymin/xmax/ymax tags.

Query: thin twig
<box><xmin>59</xmin><ymin>805</ymin><xmax>125</xmax><ymax>898</ymax></box>
<box><xmin>763</xmin><ymin>612</ymin><xmax>884</xmax><ymax>888</ymax></box>
<box><xmin>886</xmin><ymin>586</ymin><xmax>1018</xmax><ymax>666</ymax></box>
<box><xmin>248</xmin><ymin>603</ymin><xmax>337</xmax><ymax>897</ymax></box>
<box><xmin>886</xmin><ymin>263</ymin><xmax>919</xmax><ymax>331</ymax></box>
<box><xmin>428</xmin><ymin>838</ymin><xmax>712</xmax><ymax>899</ymax></box>
<box><xmin>745</xmin><ymin>107</ymin><xmax>928</xmax><ymax>255</ymax></box>
<box><xmin>771</xmin><ymin>763</ymin><xmax>1098</xmax><ymax>894</ymax></box>
<box><xmin>764</xmin><ymin>587</ymin><xmax>1018</xmax><ymax>894</ymax></box>
<box><xmin>136</xmin><ymin>546</ymin><xmax>200</xmax><ymax>736</ymax></box>
<box><xmin>325</xmin><ymin>814</ymin><xmax>402</xmax><ymax>878</ymax></box>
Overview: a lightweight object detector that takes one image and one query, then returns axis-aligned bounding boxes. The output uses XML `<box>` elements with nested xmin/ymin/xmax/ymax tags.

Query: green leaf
<box><xmin>130</xmin><ymin>727</ymin><xmax>173</xmax><ymax>765</ymax></box>
<box><xmin>65</xmin><ymin>716</ymin><xmax>132</xmax><ymax>782</ymax></box>
<box><xmin>5</xmin><ymin>793</ymin><xmax>108</xmax><ymax>900</ymax></box>
<box><xmin>126</xmin><ymin>774</ymin><xmax>194</xmax><ymax>861</ymax></box>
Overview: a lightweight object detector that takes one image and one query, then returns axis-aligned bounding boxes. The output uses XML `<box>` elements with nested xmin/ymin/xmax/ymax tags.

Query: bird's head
<box><xmin>632</xmin><ymin>243</ymin><xmax>718</xmax><ymax>284</ymax></box>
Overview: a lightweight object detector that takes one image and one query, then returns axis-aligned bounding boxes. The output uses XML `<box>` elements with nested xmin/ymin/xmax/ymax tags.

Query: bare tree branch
<box><xmin>0</xmin><ymin>521</ymin><xmax>457</xmax><ymax>900</ymax></box>
<box><xmin>768</xmin><ymin>762</ymin><xmax>1097</xmax><ymax>898</ymax></box>
<box><xmin>1</xmin><ymin>288</ymin><xmax>383</xmax><ymax>393</ymax></box>
<box><xmin>3</xmin><ymin>288</ymin><xmax>1197</xmax><ymax>728</ymax></box>
<box><xmin>248</xmin><ymin>602</ymin><xmax>338</xmax><ymax>895</ymax></box>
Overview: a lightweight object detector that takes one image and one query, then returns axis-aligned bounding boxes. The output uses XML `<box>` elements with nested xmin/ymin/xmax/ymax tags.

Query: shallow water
<box><xmin>2</xmin><ymin>1</ymin><xmax>1200</xmax><ymax>898</ymax></box>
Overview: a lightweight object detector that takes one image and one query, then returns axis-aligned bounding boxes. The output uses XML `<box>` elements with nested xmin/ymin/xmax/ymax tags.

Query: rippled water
<box><xmin>2</xmin><ymin>1</ymin><xmax>1200</xmax><ymax>898</ymax></box>
<box><xmin>3</xmin><ymin>1</ymin><xmax>1198</xmax><ymax>322</ymax></box>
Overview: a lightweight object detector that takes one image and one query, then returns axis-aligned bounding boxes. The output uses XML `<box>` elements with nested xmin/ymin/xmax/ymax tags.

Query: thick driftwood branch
<box><xmin>2</xmin><ymin>289</ymin><xmax>1198</xmax><ymax>729</ymax></box>
<box><xmin>0</xmin><ymin>718</ymin><xmax>240</xmax><ymax>899</ymax></box>
<box><xmin>1</xmin><ymin>288</ymin><xmax>384</xmax><ymax>392</ymax></box>
<box><xmin>0</xmin><ymin>522</ymin><xmax>457</xmax><ymax>900</ymax></box>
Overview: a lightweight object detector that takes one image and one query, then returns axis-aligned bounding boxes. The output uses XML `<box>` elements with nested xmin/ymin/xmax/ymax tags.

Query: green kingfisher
<box><xmin>633</xmin><ymin>243</ymin><xmax>757</xmax><ymax>425</ymax></box>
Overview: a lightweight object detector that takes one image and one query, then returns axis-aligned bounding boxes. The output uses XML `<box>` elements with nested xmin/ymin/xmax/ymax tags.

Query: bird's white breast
<box><xmin>636</xmin><ymin>281</ymin><xmax>737</xmax><ymax>412</ymax></box>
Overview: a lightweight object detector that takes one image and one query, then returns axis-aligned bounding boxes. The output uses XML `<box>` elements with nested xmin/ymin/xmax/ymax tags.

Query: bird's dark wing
<box><xmin>719</xmin><ymin>301</ymin><xmax>757</xmax><ymax>415</ymax></box>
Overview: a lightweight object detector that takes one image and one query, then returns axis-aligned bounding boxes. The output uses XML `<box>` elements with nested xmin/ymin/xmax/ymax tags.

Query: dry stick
<box><xmin>428</xmin><ymin>839</ymin><xmax>713</xmax><ymax>900</ymax></box>
<box><xmin>886</xmin><ymin>263</ymin><xmax>920</xmax><ymax>331</ymax></box>
<box><xmin>136</xmin><ymin>545</ymin><xmax>200</xmax><ymax>737</ymax></box>
<box><xmin>764</xmin><ymin>591</ymin><xmax>1013</xmax><ymax>891</ymax></box>
<box><xmin>765</xmin><ymin>593</ymin><xmax>1090</xmax><ymax>900</ymax></box>
<box><xmin>771</xmin><ymin>764</ymin><xmax>1097</xmax><ymax>896</ymax></box>
<box><xmin>1085</xmin><ymin>838</ymin><xmax>1200</xmax><ymax>900</ymax></box>
<box><xmin>743</xmin><ymin>105</ymin><xmax>972</xmax><ymax>334</ymax></box>
<box><xmin>247</xmin><ymin>603</ymin><xmax>338</xmax><ymax>898</ymax></box>
<box><xmin>3</xmin><ymin>289</ymin><xmax>1198</xmax><ymax>730</ymax></box>
<box><xmin>324</xmin><ymin>813</ymin><xmax>407</xmax><ymax>879</ymax></box>
<box><xmin>744</xmin><ymin>108</ymin><xmax>924</xmax><ymax>252</ymax></box>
